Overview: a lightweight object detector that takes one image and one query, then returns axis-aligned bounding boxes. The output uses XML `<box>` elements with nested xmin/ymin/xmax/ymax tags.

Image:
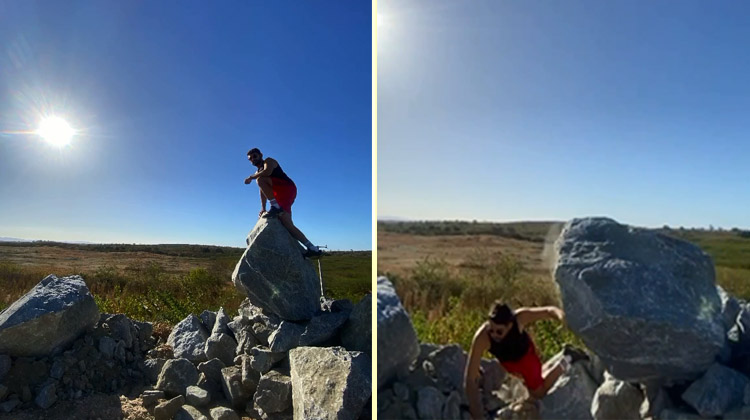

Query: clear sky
<box><xmin>378</xmin><ymin>0</ymin><xmax>750</xmax><ymax>230</ymax></box>
<box><xmin>0</xmin><ymin>1</ymin><xmax>371</xmax><ymax>249</ymax></box>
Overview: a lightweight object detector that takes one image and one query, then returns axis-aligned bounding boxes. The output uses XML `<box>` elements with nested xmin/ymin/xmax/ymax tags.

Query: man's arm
<box><xmin>465</xmin><ymin>324</ymin><xmax>490</xmax><ymax>420</ymax></box>
<box><xmin>248</xmin><ymin>158</ymin><xmax>279</xmax><ymax>180</ymax></box>
<box><xmin>515</xmin><ymin>306</ymin><xmax>565</xmax><ymax>330</ymax></box>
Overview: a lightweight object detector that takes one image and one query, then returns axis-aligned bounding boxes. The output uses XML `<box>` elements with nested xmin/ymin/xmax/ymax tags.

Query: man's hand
<box><xmin>244</xmin><ymin>176</ymin><xmax>254</xmax><ymax>184</ymax></box>
<box><xmin>259</xmin><ymin>209</ymin><xmax>266</xmax><ymax>218</ymax></box>
<box><xmin>551</xmin><ymin>307</ymin><xmax>565</xmax><ymax>323</ymax></box>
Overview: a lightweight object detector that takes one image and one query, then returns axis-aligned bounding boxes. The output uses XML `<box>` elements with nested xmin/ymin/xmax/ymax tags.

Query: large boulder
<box><xmin>0</xmin><ymin>275</ymin><xmax>99</xmax><ymax>357</ymax></box>
<box><xmin>289</xmin><ymin>346</ymin><xmax>371</xmax><ymax>420</ymax></box>
<box><xmin>231</xmin><ymin>218</ymin><xmax>321</xmax><ymax>321</ymax></box>
<box><xmin>168</xmin><ymin>314</ymin><xmax>210</xmax><ymax>363</ymax></box>
<box><xmin>681</xmin><ymin>363</ymin><xmax>750</xmax><ymax>417</ymax></box>
<box><xmin>554</xmin><ymin>217</ymin><xmax>725</xmax><ymax>382</ymax></box>
<box><xmin>340</xmin><ymin>294</ymin><xmax>372</xmax><ymax>355</ymax></box>
<box><xmin>377</xmin><ymin>276</ymin><xmax>419</xmax><ymax>389</ymax></box>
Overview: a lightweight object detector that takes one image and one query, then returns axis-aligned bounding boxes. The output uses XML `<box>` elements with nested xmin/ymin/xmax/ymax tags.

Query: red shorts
<box><xmin>271</xmin><ymin>178</ymin><xmax>297</xmax><ymax>213</ymax></box>
<box><xmin>499</xmin><ymin>341</ymin><xmax>544</xmax><ymax>391</ymax></box>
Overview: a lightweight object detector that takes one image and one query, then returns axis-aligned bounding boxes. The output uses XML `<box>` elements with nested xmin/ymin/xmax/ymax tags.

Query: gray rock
<box><xmin>168</xmin><ymin>314</ymin><xmax>210</xmax><ymax>363</ymax></box>
<box><xmin>197</xmin><ymin>358</ymin><xmax>226</xmax><ymax>385</ymax></box>
<box><xmin>658</xmin><ymin>408</ymin><xmax>704</xmax><ymax>420</ymax></box>
<box><xmin>0</xmin><ymin>275</ymin><xmax>100</xmax><ymax>357</ymax></box>
<box><xmin>340</xmin><ymin>294</ymin><xmax>372</xmax><ymax>355</ymax></box>
<box><xmin>238</xmin><ymin>300</ymin><xmax>281</xmax><ymax>346</ymax></box>
<box><xmin>254</xmin><ymin>368</ymin><xmax>292</xmax><ymax>414</ymax></box>
<box><xmin>142</xmin><ymin>358</ymin><xmax>168</xmax><ymax>384</ymax></box>
<box><xmin>34</xmin><ymin>383</ymin><xmax>56</xmax><ymax>409</ymax></box>
<box><xmin>591</xmin><ymin>377</ymin><xmax>643</xmax><ymax>420</ymax></box>
<box><xmin>231</xmin><ymin>218</ymin><xmax>321</xmax><ymax>321</ymax></box>
<box><xmin>539</xmin><ymin>356</ymin><xmax>599</xmax><ymax>420</ymax></box>
<box><xmin>718</xmin><ymin>286</ymin><xmax>742</xmax><ymax>331</ymax></box>
<box><xmin>427</xmin><ymin>344</ymin><xmax>467</xmax><ymax>393</ymax></box>
<box><xmin>186</xmin><ymin>386</ymin><xmax>210</xmax><ymax>407</ymax></box>
<box><xmin>481</xmin><ymin>358</ymin><xmax>506</xmax><ymax>405</ymax></box>
<box><xmin>175</xmin><ymin>405</ymin><xmax>208</xmax><ymax>420</ymax></box>
<box><xmin>268</xmin><ymin>321</ymin><xmax>305</xmax><ymax>352</ymax></box>
<box><xmin>209</xmin><ymin>406</ymin><xmax>240</xmax><ymax>420</ymax></box>
<box><xmin>156</xmin><ymin>358</ymin><xmax>200</xmax><ymax>397</ymax></box>
<box><xmin>241</xmin><ymin>355</ymin><xmax>261</xmax><ymax>395</ymax></box>
<box><xmin>554</xmin><ymin>218</ymin><xmax>725</xmax><ymax>382</ymax></box>
<box><xmin>298</xmin><ymin>310</ymin><xmax>350</xmax><ymax>346</ymax></box>
<box><xmin>141</xmin><ymin>389</ymin><xmax>165</xmax><ymax>407</ymax></box>
<box><xmin>376</xmin><ymin>276</ymin><xmax>419</xmax><ymax>389</ymax></box>
<box><xmin>250</xmin><ymin>347</ymin><xmax>286</xmax><ymax>374</ymax></box>
<box><xmin>290</xmin><ymin>346</ymin><xmax>371</xmax><ymax>420</ymax></box>
<box><xmin>154</xmin><ymin>395</ymin><xmax>185</xmax><ymax>420</ymax></box>
<box><xmin>99</xmin><ymin>336</ymin><xmax>116</xmax><ymax>359</ymax></box>
<box><xmin>103</xmin><ymin>313</ymin><xmax>134</xmax><ymax>348</ymax></box>
<box><xmin>200</xmin><ymin>310</ymin><xmax>217</xmax><ymax>333</ymax></box>
<box><xmin>0</xmin><ymin>384</ymin><xmax>7</xmax><ymax>401</ymax></box>
<box><xmin>49</xmin><ymin>358</ymin><xmax>65</xmax><ymax>379</ymax></box>
<box><xmin>681</xmin><ymin>363</ymin><xmax>749</xmax><ymax>417</ymax></box>
<box><xmin>134</xmin><ymin>320</ymin><xmax>154</xmax><ymax>343</ymax></box>
<box><xmin>443</xmin><ymin>390</ymin><xmax>461</xmax><ymax>419</ymax></box>
<box><xmin>212</xmin><ymin>307</ymin><xmax>231</xmax><ymax>336</ymax></box>
<box><xmin>205</xmin><ymin>333</ymin><xmax>238</xmax><ymax>366</ymax></box>
<box><xmin>0</xmin><ymin>354</ymin><xmax>11</xmax><ymax>381</ymax></box>
<box><xmin>416</xmin><ymin>386</ymin><xmax>445</xmax><ymax>419</ymax></box>
<box><xmin>221</xmin><ymin>366</ymin><xmax>250</xmax><ymax>409</ymax></box>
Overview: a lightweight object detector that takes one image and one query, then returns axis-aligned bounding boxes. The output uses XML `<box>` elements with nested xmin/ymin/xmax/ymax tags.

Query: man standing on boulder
<box><xmin>464</xmin><ymin>301</ymin><xmax>589</xmax><ymax>419</ymax></box>
<box><xmin>244</xmin><ymin>148</ymin><xmax>322</xmax><ymax>258</ymax></box>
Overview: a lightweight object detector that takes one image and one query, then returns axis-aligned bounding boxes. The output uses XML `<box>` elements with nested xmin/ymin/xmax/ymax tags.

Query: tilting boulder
<box><xmin>289</xmin><ymin>346</ymin><xmax>371</xmax><ymax>420</ymax></box>
<box><xmin>231</xmin><ymin>218</ymin><xmax>321</xmax><ymax>321</ymax></box>
<box><xmin>0</xmin><ymin>275</ymin><xmax>99</xmax><ymax>357</ymax></box>
<box><xmin>554</xmin><ymin>217</ymin><xmax>725</xmax><ymax>382</ymax></box>
<box><xmin>377</xmin><ymin>276</ymin><xmax>419</xmax><ymax>389</ymax></box>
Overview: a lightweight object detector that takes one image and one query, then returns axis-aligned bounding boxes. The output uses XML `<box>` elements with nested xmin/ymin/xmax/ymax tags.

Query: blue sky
<box><xmin>378</xmin><ymin>0</ymin><xmax>750</xmax><ymax>230</ymax></box>
<box><xmin>0</xmin><ymin>1</ymin><xmax>371</xmax><ymax>249</ymax></box>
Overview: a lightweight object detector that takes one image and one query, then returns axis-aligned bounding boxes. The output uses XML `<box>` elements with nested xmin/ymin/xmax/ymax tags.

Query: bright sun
<box><xmin>36</xmin><ymin>116</ymin><xmax>75</xmax><ymax>146</ymax></box>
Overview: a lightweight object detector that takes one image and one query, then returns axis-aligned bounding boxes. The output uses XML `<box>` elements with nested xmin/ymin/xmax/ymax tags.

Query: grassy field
<box><xmin>0</xmin><ymin>242</ymin><xmax>371</xmax><ymax>326</ymax></box>
<box><xmin>378</xmin><ymin>220</ymin><xmax>750</xmax><ymax>361</ymax></box>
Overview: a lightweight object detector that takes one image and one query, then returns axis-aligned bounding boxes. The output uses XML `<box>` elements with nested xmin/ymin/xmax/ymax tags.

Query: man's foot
<box><xmin>263</xmin><ymin>207</ymin><xmax>284</xmax><ymax>218</ymax></box>
<box><xmin>303</xmin><ymin>248</ymin><xmax>323</xmax><ymax>258</ymax></box>
<box><xmin>563</xmin><ymin>344</ymin><xmax>590</xmax><ymax>364</ymax></box>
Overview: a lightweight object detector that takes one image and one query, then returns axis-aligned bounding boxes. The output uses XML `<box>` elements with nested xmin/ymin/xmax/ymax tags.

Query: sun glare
<box><xmin>36</xmin><ymin>116</ymin><xmax>75</xmax><ymax>146</ymax></box>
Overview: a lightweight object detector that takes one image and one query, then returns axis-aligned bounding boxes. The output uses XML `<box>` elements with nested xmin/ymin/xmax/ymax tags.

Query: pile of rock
<box><xmin>378</xmin><ymin>217</ymin><xmax>750</xmax><ymax>420</ymax></box>
<box><xmin>0</xmin><ymin>275</ymin><xmax>156</xmax><ymax>414</ymax></box>
<box><xmin>1</xmin><ymin>217</ymin><xmax>372</xmax><ymax>419</ymax></box>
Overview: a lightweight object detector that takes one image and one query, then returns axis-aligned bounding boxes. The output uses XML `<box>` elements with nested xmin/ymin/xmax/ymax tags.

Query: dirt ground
<box><xmin>0</xmin><ymin>245</ymin><xmax>217</xmax><ymax>274</ymax></box>
<box><xmin>377</xmin><ymin>231</ymin><xmax>551</xmax><ymax>278</ymax></box>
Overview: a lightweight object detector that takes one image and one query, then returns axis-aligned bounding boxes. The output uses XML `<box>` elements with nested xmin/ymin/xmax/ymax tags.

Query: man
<box><xmin>244</xmin><ymin>148</ymin><xmax>322</xmax><ymax>258</ymax></box>
<box><xmin>463</xmin><ymin>301</ymin><xmax>588</xmax><ymax>419</ymax></box>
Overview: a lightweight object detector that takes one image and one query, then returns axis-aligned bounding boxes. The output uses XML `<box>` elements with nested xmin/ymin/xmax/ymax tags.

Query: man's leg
<box><xmin>528</xmin><ymin>358</ymin><xmax>565</xmax><ymax>400</ymax></box>
<box><xmin>278</xmin><ymin>212</ymin><xmax>320</xmax><ymax>255</ymax></box>
<box><xmin>257</xmin><ymin>177</ymin><xmax>282</xmax><ymax>213</ymax></box>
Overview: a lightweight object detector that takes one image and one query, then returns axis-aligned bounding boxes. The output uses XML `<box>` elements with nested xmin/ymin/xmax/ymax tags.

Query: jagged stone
<box><xmin>416</xmin><ymin>386</ymin><xmax>445</xmax><ymax>419</ymax></box>
<box><xmin>154</xmin><ymin>395</ymin><xmax>185</xmax><ymax>420</ymax></box>
<box><xmin>254</xmin><ymin>368</ymin><xmax>292</xmax><ymax>414</ymax></box>
<box><xmin>209</xmin><ymin>406</ymin><xmax>239</xmax><ymax>420</ymax></box>
<box><xmin>200</xmin><ymin>311</ymin><xmax>217</xmax><ymax>333</ymax></box>
<box><xmin>250</xmin><ymin>347</ymin><xmax>286</xmax><ymax>374</ymax></box>
<box><xmin>554</xmin><ymin>217</ymin><xmax>725</xmax><ymax>382</ymax></box>
<box><xmin>681</xmin><ymin>363</ymin><xmax>749</xmax><ymax>417</ymax></box>
<box><xmin>232</xmin><ymin>218</ymin><xmax>321</xmax><ymax>321</ymax></box>
<box><xmin>241</xmin><ymin>355</ymin><xmax>261</xmax><ymax>395</ymax></box>
<box><xmin>221</xmin><ymin>366</ymin><xmax>250</xmax><ymax>409</ymax></box>
<box><xmin>175</xmin><ymin>404</ymin><xmax>208</xmax><ymax>420</ymax></box>
<box><xmin>168</xmin><ymin>315</ymin><xmax>210</xmax><ymax>363</ymax></box>
<box><xmin>591</xmin><ymin>377</ymin><xmax>644</xmax><ymax>420</ymax></box>
<box><xmin>156</xmin><ymin>358</ymin><xmax>200</xmax><ymax>397</ymax></box>
<box><xmin>339</xmin><ymin>293</ymin><xmax>372</xmax><ymax>355</ymax></box>
<box><xmin>204</xmin><ymin>333</ymin><xmax>237</xmax><ymax>367</ymax></box>
<box><xmin>290</xmin><ymin>346</ymin><xmax>371</xmax><ymax>420</ymax></box>
<box><xmin>212</xmin><ymin>308</ymin><xmax>231</xmax><ymax>336</ymax></box>
<box><xmin>0</xmin><ymin>275</ymin><xmax>100</xmax><ymax>357</ymax></box>
<box><xmin>198</xmin><ymin>358</ymin><xmax>226</xmax><ymax>386</ymax></box>
<box><xmin>34</xmin><ymin>383</ymin><xmax>56</xmax><ymax>409</ymax></box>
<box><xmin>377</xmin><ymin>277</ymin><xmax>419</xmax><ymax>389</ymax></box>
<box><xmin>540</xmin><ymin>356</ymin><xmax>599</xmax><ymax>420</ymax></box>
<box><xmin>102</xmin><ymin>314</ymin><xmax>135</xmax><ymax>349</ymax></box>
<box><xmin>186</xmin><ymin>386</ymin><xmax>210</xmax><ymax>407</ymax></box>
<box><xmin>142</xmin><ymin>358</ymin><xmax>168</xmax><ymax>384</ymax></box>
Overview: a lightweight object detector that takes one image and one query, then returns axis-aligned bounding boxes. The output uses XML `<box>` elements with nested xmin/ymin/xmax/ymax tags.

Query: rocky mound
<box><xmin>1</xmin><ymin>217</ymin><xmax>372</xmax><ymax>419</ymax></box>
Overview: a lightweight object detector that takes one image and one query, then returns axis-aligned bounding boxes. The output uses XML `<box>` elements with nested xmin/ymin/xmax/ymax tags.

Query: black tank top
<box><xmin>265</xmin><ymin>161</ymin><xmax>294</xmax><ymax>184</ymax></box>
<box><xmin>488</xmin><ymin>320</ymin><xmax>531</xmax><ymax>362</ymax></box>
